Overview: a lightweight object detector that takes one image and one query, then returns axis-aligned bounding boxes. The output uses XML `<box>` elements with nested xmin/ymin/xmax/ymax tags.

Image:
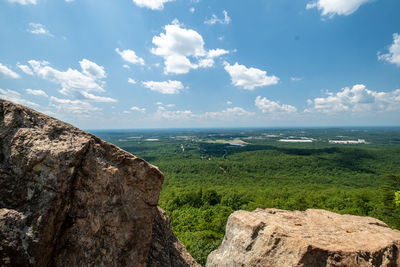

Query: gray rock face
<box><xmin>0</xmin><ymin>99</ymin><xmax>196</xmax><ymax>266</ymax></box>
<box><xmin>207</xmin><ymin>208</ymin><xmax>400</xmax><ymax>267</ymax></box>
<box><xmin>148</xmin><ymin>207</ymin><xmax>200</xmax><ymax>267</ymax></box>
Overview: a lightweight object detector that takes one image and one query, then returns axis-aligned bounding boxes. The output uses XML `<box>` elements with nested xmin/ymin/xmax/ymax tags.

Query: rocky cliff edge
<box><xmin>0</xmin><ymin>99</ymin><xmax>198</xmax><ymax>267</ymax></box>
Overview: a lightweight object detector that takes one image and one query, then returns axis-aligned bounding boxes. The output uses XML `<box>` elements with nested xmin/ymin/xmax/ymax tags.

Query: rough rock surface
<box><xmin>207</xmin><ymin>208</ymin><xmax>400</xmax><ymax>267</ymax></box>
<box><xmin>0</xmin><ymin>99</ymin><xmax>196</xmax><ymax>266</ymax></box>
<box><xmin>148</xmin><ymin>207</ymin><xmax>200</xmax><ymax>267</ymax></box>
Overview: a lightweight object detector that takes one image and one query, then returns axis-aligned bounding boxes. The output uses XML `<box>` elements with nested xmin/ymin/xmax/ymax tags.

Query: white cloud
<box><xmin>65</xmin><ymin>0</ymin><xmax>74</xmax><ymax>2</ymax></box>
<box><xmin>205</xmin><ymin>10</ymin><xmax>231</xmax><ymax>25</ymax></box>
<box><xmin>130</xmin><ymin>106</ymin><xmax>146</xmax><ymax>113</ymax></box>
<box><xmin>0</xmin><ymin>88</ymin><xmax>38</xmax><ymax>107</ymax></box>
<box><xmin>224</xmin><ymin>62</ymin><xmax>279</xmax><ymax>90</ymax></box>
<box><xmin>208</xmin><ymin>48</ymin><xmax>229</xmax><ymax>58</ymax></box>
<box><xmin>156</xmin><ymin>107</ymin><xmax>196</xmax><ymax>120</ymax></box>
<box><xmin>28</xmin><ymin>59</ymin><xmax>116</xmax><ymax>102</ymax></box>
<box><xmin>226</xmin><ymin>101</ymin><xmax>232</xmax><ymax>105</ymax></box>
<box><xmin>255</xmin><ymin>96</ymin><xmax>297</xmax><ymax>114</ymax></box>
<box><xmin>79</xmin><ymin>59</ymin><xmax>106</xmax><ymax>79</ymax></box>
<box><xmin>153</xmin><ymin>105</ymin><xmax>255</xmax><ymax>123</ymax></box>
<box><xmin>132</xmin><ymin>0</ymin><xmax>174</xmax><ymax>10</ymax></box>
<box><xmin>199</xmin><ymin>49</ymin><xmax>230</xmax><ymax>68</ymax></box>
<box><xmin>306</xmin><ymin>84</ymin><xmax>400</xmax><ymax>114</ymax></box>
<box><xmin>17</xmin><ymin>63</ymin><xmax>33</xmax><ymax>75</ymax></box>
<box><xmin>152</xmin><ymin>21</ymin><xmax>205</xmax><ymax>74</ymax></box>
<box><xmin>189</xmin><ymin>7</ymin><xmax>195</xmax><ymax>13</ymax></box>
<box><xmin>205</xmin><ymin>107</ymin><xmax>255</xmax><ymax>120</ymax></box>
<box><xmin>26</xmin><ymin>88</ymin><xmax>48</xmax><ymax>97</ymax></box>
<box><xmin>8</xmin><ymin>0</ymin><xmax>36</xmax><ymax>5</ymax></box>
<box><xmin>142</xmin><ymin>80</ymin><xmax>184</xmax><ymax>94</ymax></box>
<box><xmin>151</xmin><ymin>21</ymin><xmax>229</xmax><ymax>74</ymax></box>
<box><xmin>306</xmin><ymin>0</ymin><xmax>371</xmax><ymax>17</ymax></box>
<box><xmin>378</xmin><ymin>33</ymin><xmax>400</xmax><ymax>67</ymax></box>
<box><xmin>27</xmin><ymin>23</ymin><xmax>53</xmax><ymax>36</ymax></box>
<box><xmin>115</xmin><ymin>48</ymin><xmax>145</xmax><ymax>66</ymax></box>
<box><xmin>198</xmin><ymin>58</ymin><xmax>214</xmax><ymax>68</ymax></box>
<box><xmin>0</xmin><ymin>63</ymin><xmax>20</xmax><ymax>79</ymax></box>
<box><xmin>128</xmin><ymin>78</ymin><xmax>137</xmax><ymax>84</ymax></box>
<box><xmin>49</xmin><ymin>96</ymin><xmax>101</xmax><ymax>114</ymax></box>
<box><xmin>123</xmin><ymin>64</ymin><xmax>130</xmax><ymax>69</ymax></box>
<box><xmin>80</xmin><ymin>92</ymin><xmax>117</xmax><ymax>103</ymax></box>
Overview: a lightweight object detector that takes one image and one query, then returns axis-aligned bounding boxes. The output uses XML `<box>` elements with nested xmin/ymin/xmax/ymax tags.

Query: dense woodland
<box><xmin>93</xmin><ymin>128</ymin><xmax>400</xmax><ymax>266</ymax></box>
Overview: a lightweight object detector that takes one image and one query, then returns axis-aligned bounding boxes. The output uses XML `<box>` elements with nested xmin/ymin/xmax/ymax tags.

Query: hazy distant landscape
<box><xmin>92</xmin><ymin>127</ymin><xmax>400</xmax><ymax>265</ymax></box>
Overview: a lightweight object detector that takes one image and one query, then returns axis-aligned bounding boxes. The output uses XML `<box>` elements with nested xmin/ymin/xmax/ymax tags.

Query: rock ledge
<box><xmin>207</xmin><ymin>208</ymin><xmax>400</xmax><ymax>267</ymax></box>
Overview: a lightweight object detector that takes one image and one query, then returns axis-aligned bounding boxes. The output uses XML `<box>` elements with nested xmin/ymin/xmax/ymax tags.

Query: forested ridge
<box><xmin>93</xmin><ymin>128</ymin><xmax>400</xmax><ymax>265</ymax></box>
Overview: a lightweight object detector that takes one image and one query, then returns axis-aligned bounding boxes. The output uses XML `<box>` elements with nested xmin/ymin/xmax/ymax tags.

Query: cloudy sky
<box><xmin>0</xmin><ymin>0</ymin><xmax>399</xmax><ymax>129</ymax></box>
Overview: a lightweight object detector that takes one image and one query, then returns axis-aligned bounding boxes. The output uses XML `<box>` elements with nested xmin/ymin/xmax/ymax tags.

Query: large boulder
<box><xmin>0</xmin><ymin>99</ymin><xmax>197</xmax><ymax>266</ymax></box>
<box><xmin>207</xmin><ymin>208</ymin><xmax>400</xmax><ymax>267</ymax></box>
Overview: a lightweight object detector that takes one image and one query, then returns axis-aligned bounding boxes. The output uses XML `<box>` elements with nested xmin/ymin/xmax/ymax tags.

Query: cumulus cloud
<box><xmin>255</xmin><ymin>96</ymin><xmax>297</xmax><ymax>114</ymax></box>
<box><xmin>224</xmin><ymin>62</ymin><xmax>279</xmax><ymax>90</ymax></box>
<box><xmin>205</xmin><ymin>10</ymin><xmax>231</xmax><ymax>25</ymax></box>
<box><xmin>128</xmin><ymin>78</ymin><xmax>137</xmax><ymax>84</ymax></box>
<box><xmin>306</xmin><ymin>84</ymin><xmax>400</xmax><ymax>114</ymax></box>
<box><xmin>130</xmin><ymin>106</ymin><xmax>146</xmax><ymax>113</ymax></box>
<box><xmin>306</xmin><ymin>0</ymin><xmax>371</xmax><ymax>17</ymax></box>
<box><xmin>49</xmin><ymin>96</ymin><xmax>101</xmax><ymax>114</ymax></box>
<box><xmin>8</xmin><ymin>0</ymin><xmax>37</xmax><ymax>5</ymax></box>
<box><xmin>378</xmin><ymin>33</ymin><xmax>400</xmax><ymax>67</ymax></box>
<box><xmin>115</xmin><ymin>48</ymin><xmax>145</xmax><ymax>66</ymax></box>
<box><xmin>79</xmin><ymin>59</ymin><xmax>106</xmax><ymax>79</ymax></box>
<box><xmin>132</xmin><ymin>0</ymin><xmax>174</xmax><ymax>10</ymax></box>
<box><xmin>152</xmin><ymin>21</ymin><xmax>205</xmax><ymax>74</ymax></box>
<box><xmin>28</xmin><ymin>59</ymin><xmax>117</xmax><ymax>102</ymax></box>
<box><xmin>0</xmin><ymin>63</ymin><xmax>20</xmax><ymax>79</ymax></box>
<box><xmin>0</xmin><ymin>88</ymin><xmax>38</xmax><ymax>107</ymax></box>
<box><xmin>151</xmin><ymin>21</ymin><xmax>229</xmax><ymax>74</ymax></box>
<box><xmin>189</xmin><ymin>7</ymin><xmax>195</xmax><ymax>13</ymax></box>
<box><xmin>142</xmin><ymin>80</ymin><xmax>184</xmax><ymax>94</ymax></box>
<box><xmin>26</xmin><ymin>88</ymin><xmax>48</xmax><ymax>97</ymax></box>
<box><xmin>17</xmin><ymin>63</ymin><xmax>33</xmax><ymax>75</ymax></box>
<box><xmin>27</xmin><ymin>23</ymin><xmax>53</xmax><ymax>36</ymax></box>
<box><xmin>208</xmin><ymin>48</ymin><xmax>229</xmax><ymax>58</ymax></box>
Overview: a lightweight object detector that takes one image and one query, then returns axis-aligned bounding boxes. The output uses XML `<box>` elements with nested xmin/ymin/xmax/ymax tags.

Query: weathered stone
<box><xmin>148</xmin><ymin>207</ymin><xmax>200</xmax><ymax>267</ymax></box>
<box><xmin>207</xmin><ymin>208</ymin><xmax>400</xmax><ymax>267</ymax></box>
<box><xmin>0</xmin><ymin>99</ymin><xmax>166</xmax><ymax>266</ymax></box>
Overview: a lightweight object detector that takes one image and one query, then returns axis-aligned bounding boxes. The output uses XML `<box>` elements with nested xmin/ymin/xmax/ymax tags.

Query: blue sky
<box><xmin>0</xmin><ymin>0</ymin><xmax>399</xmax><ymax>129</ymax></box>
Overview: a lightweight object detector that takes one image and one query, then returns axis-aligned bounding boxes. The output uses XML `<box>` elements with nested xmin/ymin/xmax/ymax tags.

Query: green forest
<box><xmin>93</xmin><ymin>128</ymin><xmax>400</xmax><ymax>265</ymax></box>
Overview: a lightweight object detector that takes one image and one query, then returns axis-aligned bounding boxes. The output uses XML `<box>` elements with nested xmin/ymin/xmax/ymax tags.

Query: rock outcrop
<box><xmin>207</xmin><ymin>208</ymin><xmax>400</xmax><ymax>267</ymax></box>
<box><xmin>148</xmin><ymin>207</ymin><xmax>201</xmax><ymax>267</ymax></box>
<box><xmin>0</xmin><ymin>99</ymin><xmax>197</xmax><ymax>266</ymax></box>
